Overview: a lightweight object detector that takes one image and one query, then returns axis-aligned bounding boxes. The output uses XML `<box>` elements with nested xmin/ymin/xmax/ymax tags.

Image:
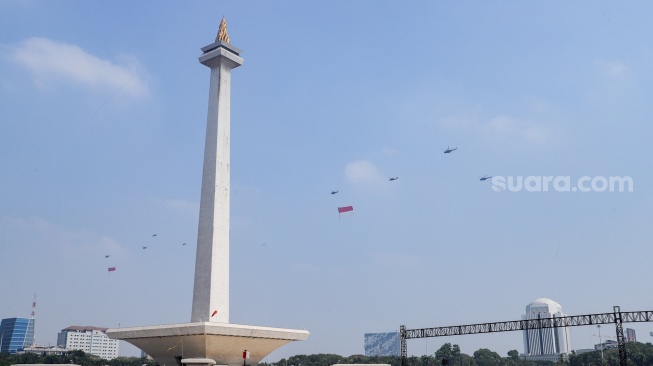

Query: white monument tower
<box><xmin>107</xmin><ymin>18</ymin><xmax>309</xmax><ymax>366</ymax></box>
<box><xmin>191</xmin><ymin>17</ymin><xmax>242</xmax><ymax>325</ymax></box>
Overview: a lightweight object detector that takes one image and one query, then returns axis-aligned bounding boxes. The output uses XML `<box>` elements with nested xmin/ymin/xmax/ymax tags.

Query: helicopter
<box><xmin>479</xmin><ymin>175</ymin><xmax>492</xmax><ymax>181</ymax></box>
<box><xmin>444</xmin><ymin>146</ymin><xmax>458</xmax><ymax>154</ymax></box>
<box><xmin>331</xmin><ymin>190</ymin><xmax>339</xmax><ymax>195</ymax></box>
<box><xmin>389</xmin><ymin>177</ymin><xmax>399</xmax><ymax>181</ymax></box>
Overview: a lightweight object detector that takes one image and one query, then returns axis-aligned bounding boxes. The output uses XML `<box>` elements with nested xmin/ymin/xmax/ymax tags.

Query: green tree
<box><xmin>407</xmin><ymin>355</ymin><xmax>423</xmax><ymax>366</ymax></box>
<box><xmin>435</xmin><ymin>343</ymin><xmax>453</xmax><ymax>365</ymax></box>
<box><xmin>507</xmin><ymin>350</ymin><xmax>520</xmax><ymax>361</ymax></box>
<box><xmin>452</xmin><ymin>344</ymin><xmax>462</xmax><ymax>366</ymax></box>
<box><xmin>458</xmin><ymin>353</ymin><xmax>476</xmax><ymax>366</ymax></box>
<box><xmin>0</xmin><ymin>353</ymin><xmax>12</xmax><ymax>366</ymax></box>
<box><xmin>505</xmin><ymin>350</ymin><xmax>521</xmax><ymax>366</ymax></box>
<box><xmin>473</xmin><ymin>348</ymin><xmax>504</xmax><ymax>366</ymax></box>
<box><xmin>419</xmin><ymin>354</ymin><xmax>435</xmax><ymax>366</ymax></box>
<box><xmin>554</xmin><ymin>354</ymin><xmax>568</xmax><ymax>366</ymax></box>
<box><xmin>0</xmin><ymin>350</ymin><xmax>155</xmax><ymax>366</ymax></box>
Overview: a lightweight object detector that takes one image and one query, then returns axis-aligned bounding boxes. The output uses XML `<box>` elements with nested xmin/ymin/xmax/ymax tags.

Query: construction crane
<box><xmin>400</xmin><ymin>306</ymin><xmax>653</xmax><ymax>366</ymax></box>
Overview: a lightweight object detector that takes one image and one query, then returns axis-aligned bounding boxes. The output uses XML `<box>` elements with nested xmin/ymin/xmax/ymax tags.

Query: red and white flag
<box><xmin>337</xmin><ymin>206</ymin><xmax>353</xmax><ymax>213</ymax></box>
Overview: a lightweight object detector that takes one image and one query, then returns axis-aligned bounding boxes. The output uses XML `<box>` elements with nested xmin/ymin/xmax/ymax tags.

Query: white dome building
<box><xmin>521</xmin><ymin>298</ymin><xmax>572</xmax><ymax>362</ymax></box>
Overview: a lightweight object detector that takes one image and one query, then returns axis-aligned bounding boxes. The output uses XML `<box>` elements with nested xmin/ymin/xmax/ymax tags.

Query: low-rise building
<box><xmin>57</xmin><ymin>326</ymin><xmax>118</xmax><ymax>360</ymax></box>
<box><xmin>595</xmin><ymin>339</ymin><xmax>619</xmax><ymax>351</ymax></box>
<box><xmin>18</xmin><ymin>345</ymin><xmax>67</xmax><ymax>356</ymax></box>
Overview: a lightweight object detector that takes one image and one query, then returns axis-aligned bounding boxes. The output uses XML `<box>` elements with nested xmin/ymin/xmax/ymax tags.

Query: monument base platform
<box><xmin>107</xmin><ymin>322</ymin><xmax>309</xmax><ymax>366</ymax></box>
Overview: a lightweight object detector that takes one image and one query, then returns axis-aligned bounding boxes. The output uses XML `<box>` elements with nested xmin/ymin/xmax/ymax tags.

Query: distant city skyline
<box><xmin>1</xmin><ymin>301</ymin><xmax>651</xmax><ymax>359</ymax></box>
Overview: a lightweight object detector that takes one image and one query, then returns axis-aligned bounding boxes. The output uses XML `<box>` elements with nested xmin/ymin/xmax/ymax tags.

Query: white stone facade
<box><xmin>191</xmin><ymin>41</ymin><xmax>243</xmax><ymax>324</ymax></box>
<box><xmin>521</xmin><ymin>298</ymin><xmax>571</xmax><ymax>359</ymax></box>
<box><xmin>57</xmin><ymin>326</ymin><xmax>118</xmax><ymax>360</ymax></box>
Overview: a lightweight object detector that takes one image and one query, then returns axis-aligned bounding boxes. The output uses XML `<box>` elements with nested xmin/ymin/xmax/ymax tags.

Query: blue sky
<box><xmin>1</xmin><ymin>0</ymin><xmax>653</xmax><ymax>361</ymax></box>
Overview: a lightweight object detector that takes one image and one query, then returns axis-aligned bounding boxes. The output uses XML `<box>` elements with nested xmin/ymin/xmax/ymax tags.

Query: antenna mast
<box><xmin>31</xmin><ymin>294</ymin><xmax>36</xmax><ymax>318</ymax></box>
<box><xmin>30</xmin><ymin>294</ymin><xmax>36</xmax><ymax>346</ymax></box>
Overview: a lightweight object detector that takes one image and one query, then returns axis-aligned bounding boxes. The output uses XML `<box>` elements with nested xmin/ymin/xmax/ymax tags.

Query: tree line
<box><xmin>3</xmin><ymin>342</ymin><xmax>653</xmax><ymax>366</ymax></box>
<box><xmin>0</xmin><ymin>349</ymin><xmax>156</xmax><ymax>366</ymax></box>
<box><xmin>263</xmin><ymin>342</ymin><xmax>653</xmax><ymax>366</ymax></box>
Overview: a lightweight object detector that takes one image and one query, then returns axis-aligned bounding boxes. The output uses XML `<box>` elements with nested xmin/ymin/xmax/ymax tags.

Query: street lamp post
<box><xmin>597</xmin><ymin>325</ymin><xmax>604</xmax><ymax>364</ymax></box>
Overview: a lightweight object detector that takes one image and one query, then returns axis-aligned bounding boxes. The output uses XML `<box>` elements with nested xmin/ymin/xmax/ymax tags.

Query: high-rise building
<box><xmin>521</xmin><ymin>298</ymin><xmax>572</xmax><ymax>362</ymax></box>
<box><xmin>57</xmin><ymin>326</ymin><xmax>119</xmax><ymax>360</ymax></box>
<box><xmin>0</xmin><ymin>317</ymin><xmax>35</xmax><ymax>354</ymax></box>
<box><xmin>626</xmin><ymin>328</ymin><xmax>636</xmax><ymax>342</ymax></box>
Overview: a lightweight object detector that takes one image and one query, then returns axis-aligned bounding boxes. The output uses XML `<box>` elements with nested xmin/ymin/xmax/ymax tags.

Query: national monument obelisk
<box><xmin>107</xmin><ymin>18</ymin><xmax>309</xmax><ymax>366</ymax></box>
<box><xmin>192</xmin><ymin>15</ymin><xmax>240</xmax><ymax>326</ymax></box>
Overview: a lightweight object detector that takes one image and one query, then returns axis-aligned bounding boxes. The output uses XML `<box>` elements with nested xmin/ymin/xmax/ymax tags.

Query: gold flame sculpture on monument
<box><xmin>216</xmin><ymin>17</ymin><xmax>230</xmax><ymax>43</ymax></box>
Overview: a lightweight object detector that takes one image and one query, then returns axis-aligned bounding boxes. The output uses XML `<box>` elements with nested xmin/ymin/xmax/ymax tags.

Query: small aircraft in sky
<box><xmin>182</xmin><ymin>243</ymin><xmax>186</xmax><ymax>246</ymax></box>
<box><xmin>105</xmin><ymin>255</ymin><xmax>110</xmax><ymax>258</ymax></box>
<box><xmin>444</xmin><ymin>146</ymin><xmax>458</xmax><ymax>154</ymax></box>
<box><xmin>142</xmin><ymin>246</ymin><xmax>148</xmax><ymax>249</ymax></box>
<box><xmin>152</xmin><ymin>234</ymin><xmax>157</xmax><ymax>237</ymax></box>
<box><xmin>331</xmin><ymin>190</ymin><xmax>339</xmax><ymax>195</ymax></box>
<box><xmin>479</xmin><ymin>175</ymin><xmax>492</xmax><ymax>181</ymax></box>
<box><xmin>389</xmin><ymin>177</ymin><xmax>399</xmax><ymax>181</ymax></box>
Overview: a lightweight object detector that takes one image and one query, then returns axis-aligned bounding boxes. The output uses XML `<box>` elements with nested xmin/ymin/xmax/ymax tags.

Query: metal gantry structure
<box><xmin>400</xmin><ymin>306</ymin><xmax>653</xmax><ymax>366</ymax></box>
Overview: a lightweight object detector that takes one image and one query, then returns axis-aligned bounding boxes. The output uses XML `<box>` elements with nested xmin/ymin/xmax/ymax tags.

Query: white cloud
<box><xmin>152</xmin><ymin>198</ymin><xmax>199</xmax><ymax>216</ymax></box>
<box><xmin>441</xmin><ymin>113</ymin><xmax>550</xmax><ymax>145</ymax></box>
<box><xmin>6</xmin><ymin>37</ymin><xmax>148</xmax><ymax>97</ymax></box>
<box><xmin>344</xmin><ymin>160</ymin><xmax>385</xmax><ymax>186</ymax></box>
<box><xmin>441</xmin><ymin>115</ymin><xmax>474</xmax><ymax>129</ymax></box>
<box><xmin>98</xmin><ymin>236</ymin><xmax>125</xmax><ymax>257</ymax></box>
<box><xmin>521</xmin><ymin>124</ymin><xmax>550</xmax><ymax>144</ymax></box>
<box><xmin>484</xmin><ymin>115</ymin><xmax>550</xmax><ymax>144</ymax></box>
<box><xmin>381</xmin><ymin>147</ymin><xmax>400</xmax><ymax>156</ymax></box>
<box><xmin>368</xmin><ymin>250</ymin><xmax>421</xmax><ymax>267</ymax></box>
<box><xmin>291</xmin><ymin>262</ymin><xmax>315</xmax><ymax>272</ymax></box>
<box><xmin>487</xmin><ymin>115</ymin><xmax>514</xmax><ymax>134</ymax></box>
<box><xmin>2</xmin><ymin>215</ymin><xmax>126</xmax><ymax>258</ymax></box>
<box><xmin>595</xmin><ymin>60</ymin><xmax>628</xmax><ymax>77</ymax></box>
